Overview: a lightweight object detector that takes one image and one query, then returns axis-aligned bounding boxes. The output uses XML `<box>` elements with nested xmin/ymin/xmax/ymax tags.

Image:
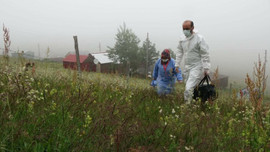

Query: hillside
<box><xmin>0</xmin><ymin>58</ymin><xmax>270</xmax><ymax>151</ymax></box>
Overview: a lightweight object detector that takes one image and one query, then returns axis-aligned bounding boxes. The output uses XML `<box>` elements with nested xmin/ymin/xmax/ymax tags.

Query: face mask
<box><xmin>161</xmin><ymin>59</ymin><xmax>169</xmax><ymax>62</ymax></box>
<box><xmin>183</xmin><ymin>30</ymin><xmax>192</xmax><ymax>37</ymax></box>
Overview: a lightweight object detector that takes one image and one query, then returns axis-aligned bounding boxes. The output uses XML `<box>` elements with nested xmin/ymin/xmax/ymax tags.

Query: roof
<box><xmin>63</xmin><ymin>54</ymin><xmax>89</xmax><ymax>63</ymax></box>
<box><xmin>91</xmin><ymin>52</ymin><xmax>113</xmax><ymax>64</ymax></box>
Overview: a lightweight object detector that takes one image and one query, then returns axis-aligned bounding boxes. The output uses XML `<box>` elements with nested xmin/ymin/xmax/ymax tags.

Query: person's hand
<box><xmin>204</xmin><ymin>70</ymin><xmax>210</xmax><ymax>76</ymax></box>
<box><xmin>151</xmin><ymin>80</ymin><xmax>157</xmax><ymax>87</ymax></box>
<box><xmin>177</xmin><ymin>80</ymin><xmax>183</xmax><ymax>83</ymax></box>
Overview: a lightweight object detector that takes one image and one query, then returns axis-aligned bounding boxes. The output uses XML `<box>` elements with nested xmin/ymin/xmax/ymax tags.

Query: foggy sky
<box><xmin>1</xmin><ymin>0</ymin><xmax>270</xmax><ymax>85</ymax></box>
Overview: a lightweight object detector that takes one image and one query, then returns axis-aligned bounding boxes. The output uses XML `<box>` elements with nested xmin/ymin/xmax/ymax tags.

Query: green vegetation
<box><xmin>107</xmin><ymin>23</ymin><xmax>141</xmax><ymax>72</ymax></box>
<box><xmin>107</xmin><ymin>23</ymin><xmax>159</xmax><ymax>74</ymax></box>
<box><xmin>0</xmin><ymin>57</ymin><xmax>270</xmax><ymax>151</ymax></box>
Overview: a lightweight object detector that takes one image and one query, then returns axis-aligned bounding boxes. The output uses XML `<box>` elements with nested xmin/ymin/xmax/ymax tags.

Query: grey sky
<box><xmin>1</xmin><ymin>0</ymin><xmax>270</xmax><ymax>84</ymax></box>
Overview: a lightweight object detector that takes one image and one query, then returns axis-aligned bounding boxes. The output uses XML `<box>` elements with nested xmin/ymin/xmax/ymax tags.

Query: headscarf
<box><xmin>161</xmin><ymin>49</ymin><xmax>171</xmax><ymax>64</ymax></box>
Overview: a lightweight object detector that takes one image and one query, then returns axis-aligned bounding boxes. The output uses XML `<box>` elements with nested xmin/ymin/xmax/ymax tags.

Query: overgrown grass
<box><xmin>0</xmin><ymin>57</ymin><xmax>270</xmax><ymax>151</ymax></box>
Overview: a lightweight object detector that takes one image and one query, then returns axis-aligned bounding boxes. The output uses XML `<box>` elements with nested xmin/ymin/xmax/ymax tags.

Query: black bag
<box><xmin>193</xmin><ymin>75</ymin><xmax>217</xmax><ymax>103</ymax></box>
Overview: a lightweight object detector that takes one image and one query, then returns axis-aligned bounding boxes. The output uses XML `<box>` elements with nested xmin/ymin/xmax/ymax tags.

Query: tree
<box><xmin>139</xmin><ymin>34</ymin><xmax>159</xmax><ymax>75</ymax></box>
<box><xmin>107</xmin><ymin>23</ymin><xmax>140</xmax><ymax>72</ymax></box>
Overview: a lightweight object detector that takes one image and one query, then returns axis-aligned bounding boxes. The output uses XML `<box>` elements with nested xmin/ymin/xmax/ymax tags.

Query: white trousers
<box><xmin>183</xmin><ymin>66</ymin><xmax>204</xmax><ymax>102</ymax></box>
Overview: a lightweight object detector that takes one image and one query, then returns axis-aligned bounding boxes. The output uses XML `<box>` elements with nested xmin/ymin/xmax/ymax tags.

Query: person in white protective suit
<box><xmin>175</xmin><ymin>20</ymin><xmax>211</xmax><ymax>103</ymax></box>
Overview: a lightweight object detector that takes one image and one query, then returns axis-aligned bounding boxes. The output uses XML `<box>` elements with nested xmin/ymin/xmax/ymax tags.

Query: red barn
<box><xmin>63</xmin><ymin>54</ymin><xmax>92</xmax><ymax>71</ymax></box>
<box><xmin>63</xmin><ymin>52</ymin><xmax>124</xmax><ymax>73</ymax></box>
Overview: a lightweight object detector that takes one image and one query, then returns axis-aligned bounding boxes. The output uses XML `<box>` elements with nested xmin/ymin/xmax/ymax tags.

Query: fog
<box><xmin>0</xmin><ymin>0</ymin><xmax>270</xmax><ymax>89</ymax></box>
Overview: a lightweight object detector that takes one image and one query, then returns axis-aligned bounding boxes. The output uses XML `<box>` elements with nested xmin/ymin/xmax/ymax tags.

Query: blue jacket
<box><xmin>153</xmin><ymin>58</ymin><xmax>183</xmax><ymax>82</ymax></box>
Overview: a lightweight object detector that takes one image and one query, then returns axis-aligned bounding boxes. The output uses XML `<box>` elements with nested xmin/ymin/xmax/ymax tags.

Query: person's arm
<box><xmin>199</xmin><ymin>36</ymin><xmax>211</xmax><ymax>75</ymax></box>
<box><xmin>175</xmin><ymin>41</ymin><xmax>184</xmax><ymax>68</ymax></box>
<box><xmin>175</xmin><ymin>67</ymin><xmax>183</xmax><ymax>82</ymax></box>
<box><xmin>153</xmin><ymin>59</ymin><xmax>159</xmax><ymax>80</ymax></box>
<box><xmin>172</xmin><ymin>60</ymin><xmax>183</xmax><ymax>82</ymax></box>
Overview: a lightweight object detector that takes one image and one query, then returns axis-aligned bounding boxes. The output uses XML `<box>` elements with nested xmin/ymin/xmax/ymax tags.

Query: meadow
<box><xmin>0</xmin><ymin>57</ymin><xmax>270</xmax><ymax>151</ymax></box>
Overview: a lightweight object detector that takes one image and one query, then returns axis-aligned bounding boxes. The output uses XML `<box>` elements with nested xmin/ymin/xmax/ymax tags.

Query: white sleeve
<box><xmin>175</xmin><ymin>41</ymin><xmax>184</xmax><ymax>67</ymax></box>
<box><xmin>199</xmin><ymin>37</ymin><xmax>211</xmax><ymax>70</ymax></box>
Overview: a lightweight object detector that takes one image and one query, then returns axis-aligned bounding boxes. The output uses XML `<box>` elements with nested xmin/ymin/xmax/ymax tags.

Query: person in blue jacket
<box><xmin>151</xmin><ymin>49</ymin><xmax>183</xmax><ymax>95</ymax></box>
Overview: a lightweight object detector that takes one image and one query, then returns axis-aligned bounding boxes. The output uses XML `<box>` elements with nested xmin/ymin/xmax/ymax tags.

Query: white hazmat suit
<box><xmin>176</xmin><ymin>33</ymin><xmax>210</xmax><ymax>102</ymax></box>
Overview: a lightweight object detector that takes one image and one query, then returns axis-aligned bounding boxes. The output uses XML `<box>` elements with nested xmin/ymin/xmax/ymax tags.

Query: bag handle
<box><xmin>206</xmin><ymin>75</ymin><xmax>212</xmax><ymax>84</ymax></box>
<box><xmin>198</xmin><ymin>75</ymin><xmax>212</xmax><ymax>86</ymax></box>
<box><xmin>198</xmin><ymin>75</ymin><xmax>208</xmax><ymax>86</ymax></box>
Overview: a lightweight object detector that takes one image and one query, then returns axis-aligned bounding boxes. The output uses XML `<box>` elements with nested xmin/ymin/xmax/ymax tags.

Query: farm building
<box><xmin>210</xmin><ymin>73</ymin><xmax>229</xmax><ymax>89</ymax></box>
<box><xmin>89</xmin><ymin>52</ymin><xmax>114</xmax><ymax>73</ymax></box>
<box><xmin>63</xmin><ymin>54</ymin><xmax>91</xmax><ymax>71</ymax></box>
<box><xmin>63</xmin><ymin>52</ymin><xmax>123</xmax><ymax>73</ymax></box>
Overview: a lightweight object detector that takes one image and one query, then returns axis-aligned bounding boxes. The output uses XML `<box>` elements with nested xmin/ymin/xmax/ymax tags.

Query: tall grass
<box><xmin>2</xmin><ymin>24</ymin><xmax>11</xmax><ymax>65</ymax></box>
<box><xmin>0</xmin><ymin>57</ymin><xmax>270</xmax><ymax>151</ymax></box>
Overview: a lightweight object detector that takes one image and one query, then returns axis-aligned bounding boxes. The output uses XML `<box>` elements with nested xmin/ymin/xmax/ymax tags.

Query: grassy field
<box><xmin>0</xmin><ymin>57</ymin><xmax>270</xmax><ymax>151</ymax></box>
